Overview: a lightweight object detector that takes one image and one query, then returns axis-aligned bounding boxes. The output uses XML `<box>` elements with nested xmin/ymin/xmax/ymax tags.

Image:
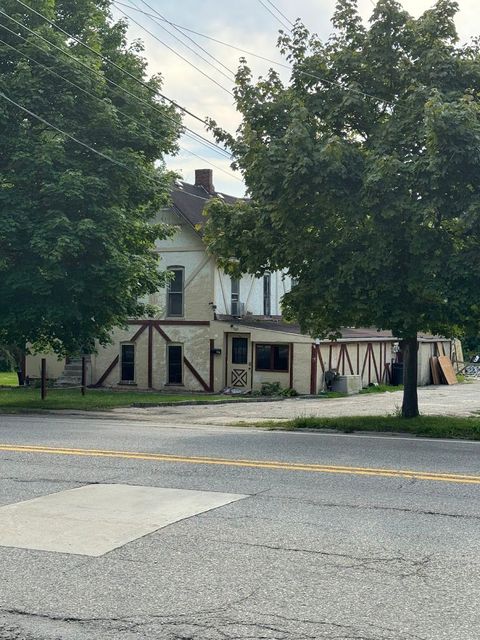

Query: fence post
<box><xmin>41</xmin><ymin>358</ymin><xmax>47</xmax><ymax>400</ymax></box>
<box><xmin>81</xmin><ymin>356</ymin><xmax>86</xmax><ymax>396</ymax></box>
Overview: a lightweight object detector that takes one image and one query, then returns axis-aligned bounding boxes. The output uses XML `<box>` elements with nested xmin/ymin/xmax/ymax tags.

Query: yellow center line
<box><xmin>0</xmin><ymin>443</ymin><xmax>479</xmax><ymax>484</ymax></box>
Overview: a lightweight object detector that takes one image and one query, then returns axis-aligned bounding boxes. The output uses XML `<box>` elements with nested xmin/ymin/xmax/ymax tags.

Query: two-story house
<box><xmin>26</xmin><ymin>169</ymin><xmax>453</xmax><ymax>392</ymax></box>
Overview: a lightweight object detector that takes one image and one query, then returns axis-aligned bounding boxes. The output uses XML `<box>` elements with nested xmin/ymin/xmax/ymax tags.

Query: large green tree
<box><xmin>205</xmin><ymin>0</ymin><xmax>480</xmax><ymax>417</ymax></box>
<box><xmin>0</xmin><ymin>0</ymin><xmax>180</xmax><ymax>356</ymax></box>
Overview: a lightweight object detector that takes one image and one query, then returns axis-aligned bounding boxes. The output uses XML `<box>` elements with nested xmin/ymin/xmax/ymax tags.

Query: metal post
<box><xmin>81</xmin><ymin>356</ymin><xmax>86</xmax><ymax>396</ymax></box>
<box><xmin>41</xmin><ymin>358</ymin><xmax>47</xmax><ymax>400</ymax></box>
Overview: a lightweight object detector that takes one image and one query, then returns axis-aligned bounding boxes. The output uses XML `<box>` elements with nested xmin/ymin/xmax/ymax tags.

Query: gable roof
<box><xmin>171</xmin><ymin>180</ymin><xmax>239</xmax><ymax>231</ymax></box>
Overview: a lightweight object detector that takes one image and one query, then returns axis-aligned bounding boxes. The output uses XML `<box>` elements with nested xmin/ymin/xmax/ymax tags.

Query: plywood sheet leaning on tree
<box><xmin>430</xmin><ymin>356</ymin><xmax>441</xmax><ymax>385</ymax></box>
<box><xmin>438</xmin><ymin>356</ymin><xmax>458</xmax><ymax>385</ymax></box>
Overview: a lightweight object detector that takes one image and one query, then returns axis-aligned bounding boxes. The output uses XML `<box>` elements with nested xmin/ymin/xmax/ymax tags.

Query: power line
<box><xmin>0</xmin><ymin>90</ymin><xmax>133</xmax><ymax>169</ymax></box>
<box><xmin>114</xmin><ymin>2</ymin><xmax>393</xmax><ymax>106</ymax></box>
<box><xmin>133</xmin><ymin>0</ymin><xmax>235</xmax><ymax>80</ymax></box>
<box><xmin>257</xmin><ymin>0</ymin><xmax>291</xmax><ymax>31</ymax></box>
<box><xmin>137</xmin><ymin>0</ymin><xmax>235</xmax><ymax>78</ymax></box>
<box><xmin>11</xmin><ymin>0</ymin><xmax>231</xmax><ymax>127</ymax></box>
<box><xmin>0</xmin><ymin>90</ymin><xmax>231</xmax><ymax>202</ymax></box>
<box><xmin>263</xmin><ymin>0</ymin><xmax>295</xmax><ymax>28</ymax></box>
<box><xmin>113</xmin><ymin>3</ymin><xmax>234</xmax><ymax>96</ymax></box>
<box><xmin>0</xmin><ymin>34</ymin><xmax>242</xmax><ymax>183</ymax></box>
<box><xmin>0</xmin><ymin>11</ymin><xmax>232</xmax><ymax>158</ymax></box>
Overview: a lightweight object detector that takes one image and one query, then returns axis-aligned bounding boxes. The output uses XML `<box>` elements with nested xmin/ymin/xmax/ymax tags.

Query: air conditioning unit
<box><xmin>231</xmin><ymin>301</ymin><xmax>245</xmax><ymax>317</ymax></box>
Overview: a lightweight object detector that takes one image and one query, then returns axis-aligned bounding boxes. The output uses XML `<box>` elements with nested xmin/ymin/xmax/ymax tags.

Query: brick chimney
<box><xmin>195</xmin><ymin>168</ymin><xmax>215</xmax><ymax>194</ymax></box>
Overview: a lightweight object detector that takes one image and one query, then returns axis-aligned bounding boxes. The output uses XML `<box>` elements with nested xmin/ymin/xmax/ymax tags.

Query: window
<box><xmin>121</xmin><ymin>344</ymin><xmax>135</xmax><ymax>382</ymax></box>
<box><xmin>167</xmin><ymin>344</ymin><xmax>183</xmax><ymax>384</ymax></box>
<box><xmin>232</xmin><ymin>337</ymin><xmax>248</xmax><ymax>364</ymax></box>
<box><xmin>255</xmin><ymin>344</ymin><xmax>289</xmax><ymax>372</ymax></box>
<box><xmin>231</xmin><ymin>277</ymin><xmax>240</xmax><ymax>315</ymax></box>
<box><xmin>263</xmin><ymin>273</ymin><xmax>271</xmax><ymax>316</ymax></box>
<box><xmin>167</xmin><ymin>267</ymin><xmax>184</xmax><ymax>317</ymax></box>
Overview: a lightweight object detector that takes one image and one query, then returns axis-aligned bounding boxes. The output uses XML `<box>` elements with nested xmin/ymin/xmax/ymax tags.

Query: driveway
<box><xmin>110</xmin><ymin>381</ymin><xmax>480</xmax><ymax>426</ymax></box>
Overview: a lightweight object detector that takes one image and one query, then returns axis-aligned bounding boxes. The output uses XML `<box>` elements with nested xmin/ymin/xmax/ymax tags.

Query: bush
<box><xmin>260</xmin><ymin>382</ymin><xmax>298</xmax><ymax>397</ymax></box>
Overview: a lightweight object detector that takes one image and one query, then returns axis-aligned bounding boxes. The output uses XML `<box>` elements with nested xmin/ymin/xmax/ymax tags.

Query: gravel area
<box><xmin>108</xmin><ymin>381</ymin><xmax>480</xmax><ymax>425</ymax></box>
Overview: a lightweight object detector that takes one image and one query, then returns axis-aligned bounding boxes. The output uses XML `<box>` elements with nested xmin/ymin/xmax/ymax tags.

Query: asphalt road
<box><xmin>0</xmin><ymin>414</ymin><xmax>479</xmax><ymax>640</ymax></box>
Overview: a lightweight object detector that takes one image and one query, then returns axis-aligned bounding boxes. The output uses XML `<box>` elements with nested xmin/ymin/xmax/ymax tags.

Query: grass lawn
<box><xmin>0</xmin><ymin>387</ymin><xmax>246</xmax><ymax>412</ymax></box>
<box><xmin>0</xmin><ymin>372</ymin><xmax>19</xmax><ymax>386</ymax></box>
<box><xmin>255</xmin><ymin>415</ymin><xmax>480</xmax><ymax>440</ymax></box>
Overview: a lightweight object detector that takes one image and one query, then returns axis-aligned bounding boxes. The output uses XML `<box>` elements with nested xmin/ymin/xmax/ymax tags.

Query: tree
<box><xmin>0</xmin><ymin>0</ymin><xmax>181</xmax><ymax>357</ymax></box>
<box><xmin>204</xmin><ymin>0</ymin><xmax>480</xmax><ymax>418</ymax></box>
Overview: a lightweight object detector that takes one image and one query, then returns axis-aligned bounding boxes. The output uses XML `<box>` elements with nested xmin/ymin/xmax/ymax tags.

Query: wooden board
<box><xmin>430</xmin><ymin>356</ymin><xmax>441</xmax><ymax>385</ymax></box>
<box><xmin>438</xmin><ymin>355</ymin><xmax>458</xmax><ymax>385</ymax></box>
<box><xmin>436</xmin><ymin>341</ymin><xmax>445</xmax><ymax>357</ymax></box>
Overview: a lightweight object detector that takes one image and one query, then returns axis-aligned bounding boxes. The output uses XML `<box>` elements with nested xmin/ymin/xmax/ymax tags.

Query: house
<box><xmin>26</xmin><ymin>169</ymin><xmax>454</xmax><ymax>393</ymax></box>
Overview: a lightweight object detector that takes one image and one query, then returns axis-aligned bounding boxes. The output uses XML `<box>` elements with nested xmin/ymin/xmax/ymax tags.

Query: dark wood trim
<box><xmin>224</xmin><ymin>333</ymin><xmax>229</xmax><ymax>387</ymax></box>
<box><xmin>310</xmin><ymin>345</ymin><xmax>317</xmax><ymax>395</ymax></box>
<box><xmin>128</xmin><ymin>320</ymin><xmax>210</xmax><ymax>326</ymax></box>
<box><xmin>344</xmin><ymin>345</ymin><xmax>354</xmax><ymax>375</ymax></box>
<box><xmin>356</xmin><ymin>343</ymin><xmax>360</xmax><ymax>374</ymax></box>
<box><xmin>153</xmin><ymin>323</ymin><xmax>172</xmax><ymax>343</ymax></box>
<box><xmin>95</xmin><ymin>324</ymin><xmax>147</xmax><ymax>387</ymax></box>
<box><xmin>148</xmin><ymin>323</ymin><xmax>153</xmax><ymax>389</ymax></box>
<box><xmin>317</xmin><ymin>346</ymin><xmax>325</xmax><ymax>373</ymax></box>
<box><xmin>209</xmin><ymin>339</ymin><xmax>215</xmax><ymax>392</ymax></box>
<box><xmin>250</xmin><ymin>340</ymin><xmax>254</xmax><ymax>391</ymax></box>
<box><xmin>328</xmin><ymin>345</ymin><xmax>332</xmax><ymax>370</ymax></box>
<box><xmin>183</xmin><ymin>357</ymin><xmax>210</xmax><ymax>392</ymax></box>
<box><xmin>289</xmin><ymin>343</ymin><xmax>294</xmax><ymax>389</ymax></box>
<box><xmin>371</xmin><ymin>343</ymin><xmax>380</xmax><ymax>382</ymax></box>
<box><xmin>130</xmin><ymin>323</ymin><xmax>148</xmax><ymax>343</ymax></box>
<box><xmin>96</xmin><ymin>355</ymin><xmax>119</xmax><ymax>387</ymax></box>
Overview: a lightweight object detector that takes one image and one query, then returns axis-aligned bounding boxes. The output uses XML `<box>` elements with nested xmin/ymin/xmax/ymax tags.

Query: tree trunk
<box><xmin>401</xmin><ymin>336</ymin><xmax>419</xmax><ymax>418</ymax></box>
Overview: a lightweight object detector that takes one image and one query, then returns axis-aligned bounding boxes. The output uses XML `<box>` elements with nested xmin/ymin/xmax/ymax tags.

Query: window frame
<box><xmin>231</xmin><ymin>336</ymin><xmax>248</xmax><ymax>365</ymax></box>
<box><xmin>263</xmin><ymin>273</ymin><xmax>271</xmax><ymax>317</ymax></box>
<box><xmin>167</xmin><ymin>266</ymin><xmax>185</xmax><ymax>318</ymax></box>
<box><xmin>167</xmin><ymin>343</ymin><xmax>183</xmax><ymax>385</ymax></box>
<box><xmin>120</xmin><ymin>343</ymin><xmax>135</xmax><ymax>383</ymax></box>
<box><xmin>231</xmin><ymin>277</ymin><xmax>240</xmax><ymax>315</ymax></box>
<box><xmin>255</xmin><ymin>343</ymin><xmax>290</xmax><ymax>372</ymax></box>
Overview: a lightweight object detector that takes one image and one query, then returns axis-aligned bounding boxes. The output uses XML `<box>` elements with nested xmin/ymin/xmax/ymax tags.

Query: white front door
<box><xmin>227</xmin><ymin>333</ymin><xmax>252</xmax><ymax>390</ymax></box>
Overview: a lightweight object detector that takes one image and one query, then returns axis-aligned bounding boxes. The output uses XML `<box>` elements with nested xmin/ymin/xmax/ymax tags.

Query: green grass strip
<box><xmin>256</xmin><ymin>415</ymin><xmax>480</xmax><ymax>440</ymax></box>
<box><xmin>0</xmin><ymin>387</ymin><xmax>251</xmax><ymax>412</ymax></box>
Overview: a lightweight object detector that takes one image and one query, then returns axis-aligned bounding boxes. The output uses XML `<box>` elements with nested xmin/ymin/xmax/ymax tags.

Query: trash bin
<box><xmin>391</xmin><ymin>363</ymin><xmax>403</xmax><ymax>386</ymax></box>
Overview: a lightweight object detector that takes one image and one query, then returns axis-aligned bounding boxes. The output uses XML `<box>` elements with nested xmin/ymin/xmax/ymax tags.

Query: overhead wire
<box><xmin>0</xmin><ymin>10</ymin><xmax>233</xmax><ymax>158</ymax></box>
<box><xmin>263</xmin><ymin>0</ymin><xmax>295</xmax><ymax>28</ymax></box>
<box><xmin>136</xmin><ymin>0</ymin><xmax>235</xmax><ymax>78</ymax></box>
<box><xmin>114</xmin><ymin>2</ymin><xmax>393</xmax><ymax>106</ymax></box>
<box><xmin>0</xmin><ymin>34</ymin><xmax>242</xmax><ymax>182</ymax></box>
<box><xmin>130</xmin><ymin>0</ymin><xmax>235</xmax><ymax>80</ymax></box>
<box><xmin>10</xmin><ymin>0</ymin><xmax>235</xmax><ymax>128</ymax></box>
<box><xmin>113</xmin><ymin>3</ymin><xmax>234</xmax><ymax>95</ymax></box>
<box><xmin>257</xmin><ymin>0</ymin><xmax>291</xmax><ymax>31</ymax></box>
<box><xmin>0</xmin><ymin>90</ymin><xmax>227</xmax><ymax>201</ymax></box>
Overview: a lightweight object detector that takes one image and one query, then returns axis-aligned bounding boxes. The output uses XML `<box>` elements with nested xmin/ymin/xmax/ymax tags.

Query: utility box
<box><xmin>332</xmin><ymin>375</ymin><xmax>362</xmax><ymax>395</ymax></box>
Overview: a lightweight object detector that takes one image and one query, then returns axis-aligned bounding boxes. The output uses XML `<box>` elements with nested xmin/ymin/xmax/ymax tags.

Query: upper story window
<box><xmin>231</xmin><ymin>277</ymin><xmax>241</xmax><ymax>316</ymax></box>
<box><xmin>167</xmin><ymin>266</ymin><xmax>184</xmax><ymax>317</ymax></box>
<box><xmin>263</xmin><ymin>273</ymin><xmax>271</xmax><ymax>316</ymax></box>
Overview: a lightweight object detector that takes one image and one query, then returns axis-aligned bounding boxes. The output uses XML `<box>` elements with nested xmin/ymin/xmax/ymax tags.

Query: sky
<box><xmin>112</xmin><ymin>1</ymin><xmax>480</xmax><ymax>197</ymax></box>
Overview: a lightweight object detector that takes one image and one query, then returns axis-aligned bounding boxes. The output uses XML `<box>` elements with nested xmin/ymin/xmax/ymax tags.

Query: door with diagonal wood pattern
<box><xmin>227</xmin><ymin>333</ymin><xmax>252</xmax><ymax>391</ymax></box>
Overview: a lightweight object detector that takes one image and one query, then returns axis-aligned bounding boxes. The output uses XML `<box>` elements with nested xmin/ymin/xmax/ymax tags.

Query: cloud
<box><xmin>115</xmin><ymin>1</ymin><xmax>480</xmax><ymax>197</ymax></box>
